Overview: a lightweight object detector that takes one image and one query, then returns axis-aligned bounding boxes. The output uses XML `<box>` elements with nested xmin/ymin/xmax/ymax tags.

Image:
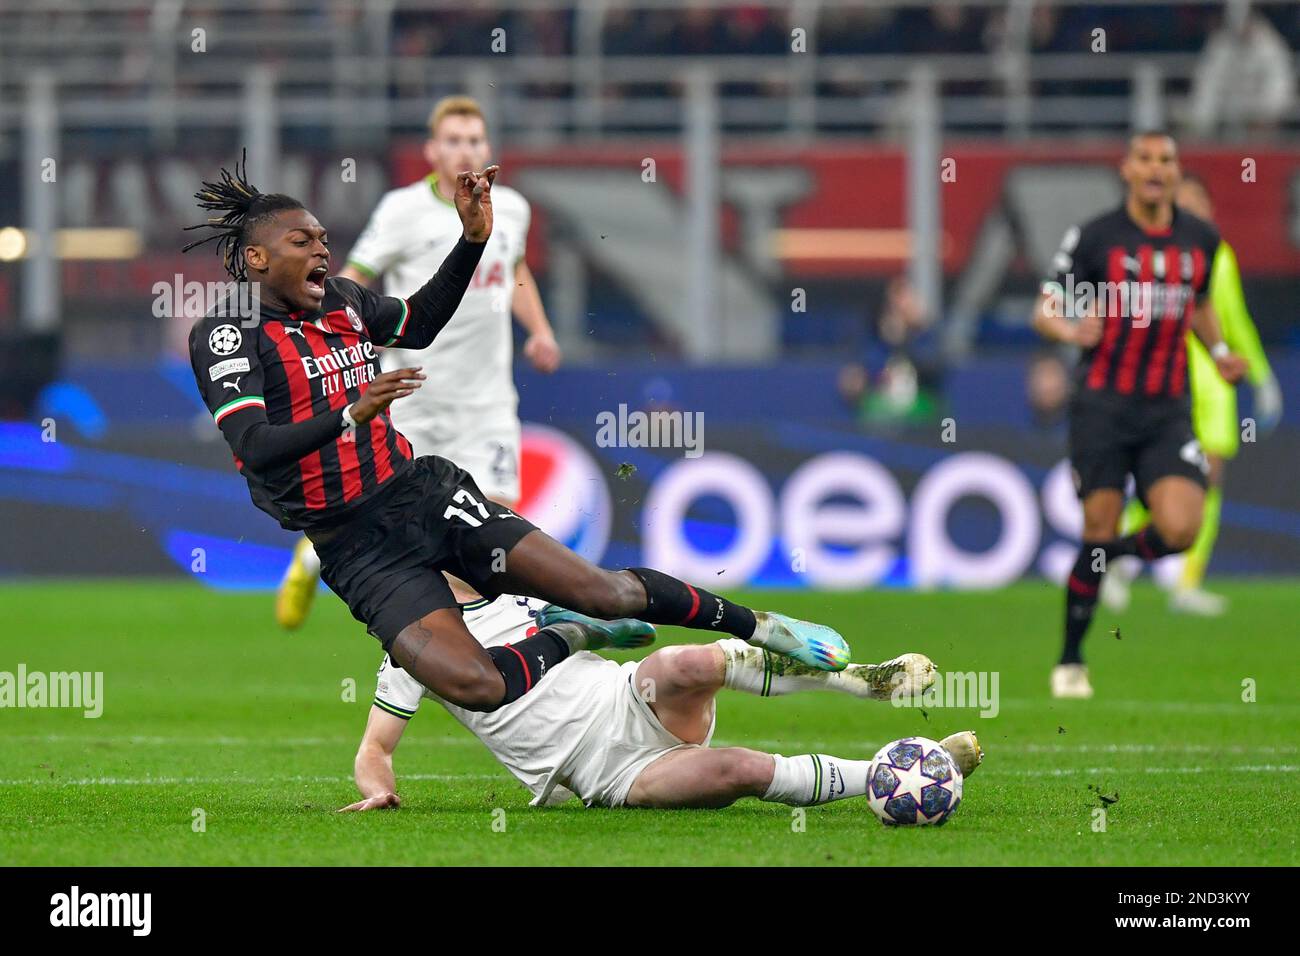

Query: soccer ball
<box><xmin>865</xmin><ymin>736</ymin><xmax>963</xmax><ymax>826</ymax></box>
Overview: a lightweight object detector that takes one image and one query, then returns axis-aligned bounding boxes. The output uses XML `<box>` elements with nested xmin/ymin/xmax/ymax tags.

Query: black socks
<box><xmin>1115</xmin><ymin>525</ymin><xmax>1178</xmax><ymax>562</ymax></box>
<box><xmin>486</xmin><ymin>629</ymin><xmax>570</xmax><ymax>706</ymax></box>
<box><xmin>626</xmin><ymin>567</ymin><xmax>757</xmax><ymax>639</ymax></box>
<box><xmin>1062</xmin><ymin>541</ymin><xmax>1107</xmax><ymax>665</ymax></box>
<box><xmin>1061</xmin><ymin>526</ymin><xmax>1183</xmax><ymax>665</ymax></box>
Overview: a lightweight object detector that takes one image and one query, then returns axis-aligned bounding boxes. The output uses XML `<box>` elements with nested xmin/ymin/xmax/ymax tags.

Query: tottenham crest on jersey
<box><xmin>209</xmin><ymin>324</ymin><xmax>242</xmax><ymax>356</ymax></box>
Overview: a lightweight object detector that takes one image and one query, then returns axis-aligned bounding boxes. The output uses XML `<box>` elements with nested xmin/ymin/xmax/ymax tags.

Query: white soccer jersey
<box><xmin>373</xmin><ymin>595</ymin><xmax>713</xmax><ymax>807</ymax></box>
<box><xmin>375</xmin><ymin>595</ymin><xmax>601</xmax><ymax>806</ymax></box>
<box><xmin>346</xmin><ymin>174</ymin><xmax>531</xmax><ymax>415</ymax></box>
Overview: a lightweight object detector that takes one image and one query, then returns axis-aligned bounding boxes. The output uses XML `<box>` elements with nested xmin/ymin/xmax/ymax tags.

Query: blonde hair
<box><xmin>428</xmin><ymin>96</ymin><xmax>486</xmax><ymax>135</ymax></box>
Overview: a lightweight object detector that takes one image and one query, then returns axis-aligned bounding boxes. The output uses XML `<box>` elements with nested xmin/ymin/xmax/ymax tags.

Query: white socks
<box><xmin>720</xmin><ymin>638</ymin><xmax>857</xmax><ymax>698</ymax></box>
<box><xmin>763</xmin><ymin>753</ymin><xmax>870</xmax><ymax>806</ymax></box>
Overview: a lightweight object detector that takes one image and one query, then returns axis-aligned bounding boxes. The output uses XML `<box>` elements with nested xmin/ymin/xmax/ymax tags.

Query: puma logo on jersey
<box><xmin>222</xmin><ymin>377</ymin><xmax>242</xmax><ymax>391</ymax></box>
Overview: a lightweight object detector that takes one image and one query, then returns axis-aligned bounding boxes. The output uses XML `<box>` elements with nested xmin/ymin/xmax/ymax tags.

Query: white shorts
<box><xmin>392</xmin><ymin>406</ymin><xmax>521</xmax><ymax>503</ymax></box>
<box><xmin>546</xmin><ymin>660</ymin><xmax>717</xmax><ymax>808</ymax></box>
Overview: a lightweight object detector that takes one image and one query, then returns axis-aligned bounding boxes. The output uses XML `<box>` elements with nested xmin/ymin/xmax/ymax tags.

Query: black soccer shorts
<box><xmin>309</xmin><ymin>455</ymin><xmax>538</xmax><ymax>650</ymax></box>
<box><xmin>1068</xmin><ymin>393</ymin><xmax>1209</xmax><ymax>503</ymax></box>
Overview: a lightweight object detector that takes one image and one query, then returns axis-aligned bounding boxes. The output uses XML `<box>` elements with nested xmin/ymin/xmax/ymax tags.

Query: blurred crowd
<box><xmin>4</xmin><ymin>3</ymin><xmax>1295</xmax><ymax>141</ymax></box>
<box><xmin>389</xmin><ymin>3</ymin><xmax>1300</xmax><ymax>58</ymax></box>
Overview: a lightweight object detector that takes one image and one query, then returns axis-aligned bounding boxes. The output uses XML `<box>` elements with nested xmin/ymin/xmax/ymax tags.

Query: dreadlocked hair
<box><xmin>181</xmin><ymin>149</ymin><xmax>305</xmax><ymax>281</ymax></box>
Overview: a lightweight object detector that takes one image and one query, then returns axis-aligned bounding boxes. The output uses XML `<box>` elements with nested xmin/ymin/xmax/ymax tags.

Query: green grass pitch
<box><xmin>2</xmin><ymin>579</ymin><xmax>1297</xmax><ymax>866</ymax></box>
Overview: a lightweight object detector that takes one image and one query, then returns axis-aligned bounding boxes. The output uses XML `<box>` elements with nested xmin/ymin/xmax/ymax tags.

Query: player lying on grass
<box><xmin>183</xmin><ymin>153</ymin><xmax>849</xmax><ymax>721</ymax></box>
<box><xmin>341</xmin><ymin>594</ymin><xmax>982</xmax><ymax>812</ymax></box>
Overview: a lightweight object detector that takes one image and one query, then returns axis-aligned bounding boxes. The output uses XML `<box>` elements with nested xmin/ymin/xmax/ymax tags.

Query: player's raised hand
<box><xmin>348</xmin><ymin>367</ymin><xmax>424</xmax><ymax>424</ymax></box>
<box><xmin>337</xmin><ymin>791</ymin><xmax>401</xmax><ymax>812</ymax></box>
<box><xmin>1072</xmin><ymin>314</ymin><xmax>1104</xmax><ymax>348</ymax></box>
<box><xmin>455</xmin><ymin>165</ymin><xmax>499</xmax><ymax>243</ymax></box>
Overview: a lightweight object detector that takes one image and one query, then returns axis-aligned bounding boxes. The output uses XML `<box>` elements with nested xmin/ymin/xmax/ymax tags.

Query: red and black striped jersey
<box><xmin>189</xmin><ymin>277</ymin><xmax>418</xmax><ymax>530</ymax></box>
<box><xmin>189</xmin><ymin>236</ymin><xmax>484</xmax><ymax>530</ymax></box>
<box><xmin>1044</xmin><ymin>205</ymin><xmax>1219</xmax><ymax>401</ymax></box>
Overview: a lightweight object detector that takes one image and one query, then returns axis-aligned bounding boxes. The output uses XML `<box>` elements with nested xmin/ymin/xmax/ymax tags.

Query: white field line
<box><xmin>0</xmin><ymin>773</ymin><xmax>504</xmax><ymax>786</ymax></box>
<box><xmin>1</xmin><ymin>766</ymin><xmax>1297</xmax><ymax>787</ymax></box>
<box><xmin>8</xmin><ymin>733</ymin><xmax>478</xmax><ymax>747</ymax></box>
<box><xmin>990</xmin><ymin>699</ymin><xmax>1300</xmax><ymax>713</ymax></box>
<box><xmin>709</xmin><ymin>740</ymin><xmax>1298</xmax><ymax>755</ymax></box>
<box><xmin>10</xmin><ymin>734</ymin><xmax>1298</xmax><ymax>756</ymax></box>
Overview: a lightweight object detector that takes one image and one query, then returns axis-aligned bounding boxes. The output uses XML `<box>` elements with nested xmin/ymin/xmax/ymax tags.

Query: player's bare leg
<box><xmin>626</xmin><ymin>747</ymin><xmax>776</xmax><ymax>809</ymax></box>
<box><xmin>1142</xmin><ymin>475</ymin><xmax>1204</xmax><ymax>556</ymax></box>
<box><xmin>493</xmin><ymin>529</ymin><xmax>849</xmax><ymax>670</ymax></box>
<box><xmin>625</xmin><ymin>642</ymin><xmax>943</xmax><ymax>809</ymax></box>
<box><xmin>389</xmin><ymin>605</ymin><xmax>619</xmax><ymax>712</ymax></box>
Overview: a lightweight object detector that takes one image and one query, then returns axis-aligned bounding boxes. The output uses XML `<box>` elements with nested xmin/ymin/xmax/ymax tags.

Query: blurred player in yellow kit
<box><xmin>1103</xmin><ymin>173</ymin><xmax>1283</xmax><ymax>617</ymax></box>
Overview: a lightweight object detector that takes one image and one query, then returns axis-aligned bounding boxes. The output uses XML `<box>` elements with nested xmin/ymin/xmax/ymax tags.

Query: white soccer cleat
<box><xmin>1099</xmin><ymin>572</ymin><xmax>1130</xmax><ymax>612</ymax></box>
<box><xmin>939</xmin><ymin>731</ymin><xmax>983</xmax><ymax>778</ymax></box>
<box><xmin>1050</xmin><ymin>663</ymin><xmax>1094</xmax><ymax>699</ymax></box>
<box><xmin>844</xmin><ymin>653</ymin><xmax>936</xmax><ymax>700</ymax></box>
<box><xmin>1169</xmin><ymin>587</ymin><xmax>1227</xmax><ymax>617</ymax></box>
<box><xmin>1100</xmin><ymin>556</ymin><xmax>1139</xmax><ymax>612</ymax></box>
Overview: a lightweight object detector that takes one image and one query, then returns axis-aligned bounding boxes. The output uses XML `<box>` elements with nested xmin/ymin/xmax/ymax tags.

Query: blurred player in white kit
<box><xmin>277</xmin><ymin>95</ymin><xmax>562</xmax><ymax>627</ymax></box>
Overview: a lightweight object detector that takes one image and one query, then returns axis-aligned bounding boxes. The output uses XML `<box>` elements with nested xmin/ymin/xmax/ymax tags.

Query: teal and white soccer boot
<box><xmin>939</xmin><ymin>730</ymin><xmax>984</xmax><ymax>779</ymax></box>
<box><xmin>750</xmin><ymin>611</ymin><xmax>851</xmax><ymax>671</ymax></box>
<box><xmin>537</xmin><ymin>605</ymin><xmax>656</xmax><ymax>652</ymax></box>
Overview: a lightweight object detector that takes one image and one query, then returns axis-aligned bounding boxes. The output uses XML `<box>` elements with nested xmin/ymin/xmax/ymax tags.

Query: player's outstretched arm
<box><xmin>1190</xmin><ymin>300</ymin><xmax>1247</xmax><ymax>384</ymax></box>
<box><xmin>339</xmin><ymin>706</ymin><xmax>408</xmax><ymax>812</ymax></box>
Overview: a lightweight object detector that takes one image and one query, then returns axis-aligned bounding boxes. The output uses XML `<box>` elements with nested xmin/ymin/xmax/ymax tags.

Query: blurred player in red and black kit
<box><xmin>183</xmin><ymin>154</ymin><xmax>850</xmax><ymax>715</ymax></box>
<box><xmin>1032</xmin><ymin>131</ymin><xmax>1248</xmax><ymax>699</ymax></box>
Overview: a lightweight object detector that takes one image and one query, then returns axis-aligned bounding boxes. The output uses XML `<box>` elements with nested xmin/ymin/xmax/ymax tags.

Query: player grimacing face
<box><xmin>425</xmin><ymin>114</ymin><xmax>492</xmax><ymax>184</ymax></box>
<box><xmin>243</xmin><ymin>207</ymin><xmax>332</xmax><ymax>313</ymax></box>
<box><xmin>1121</xmin><ymin>134</ymin><xmax>1180</xmax><ymax>210</ymax></box>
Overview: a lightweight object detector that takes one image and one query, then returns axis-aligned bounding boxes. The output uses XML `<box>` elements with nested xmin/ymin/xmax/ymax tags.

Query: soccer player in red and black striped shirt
<box><xmin>1032</xmin><ymin>131</ymin><xmax>1248</xmax><ymax>699</ymax></box>
<box><xmin>186</xmin><ymin>154</ymin><xmax>851</xmax><ymax>715</ymax></box>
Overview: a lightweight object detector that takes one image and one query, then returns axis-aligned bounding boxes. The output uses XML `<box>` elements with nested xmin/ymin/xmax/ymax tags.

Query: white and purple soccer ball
<box><xmin>865</xmin><ymin>736</ymin><xmax>963</xmax><ymax>826</ymax></box>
